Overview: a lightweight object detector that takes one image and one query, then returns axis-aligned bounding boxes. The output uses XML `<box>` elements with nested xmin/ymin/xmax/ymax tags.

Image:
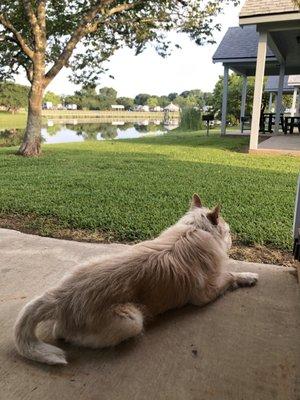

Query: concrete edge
<box><xmin>249</xmin><ymin>148</ymin><xmax>300</xmax><ymax>156</ymax></box>
<box><xmin>1</xmin><ymin>228</ymin><xmax>296</xmax><ymax>274</ymax></box>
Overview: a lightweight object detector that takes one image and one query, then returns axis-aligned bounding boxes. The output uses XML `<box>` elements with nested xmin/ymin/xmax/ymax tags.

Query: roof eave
<box><xmin>212</xmin><ymin>57</ymin><xmax>277</xmax><ymax>64</ymax></box>
<box><xmin>239</xmin><ymin>11</ymin><xmax>300</xmax><ymax>25</ymax></box>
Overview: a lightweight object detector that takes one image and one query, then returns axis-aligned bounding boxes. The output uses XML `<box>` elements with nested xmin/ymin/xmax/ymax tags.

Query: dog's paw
<box><xmin>236</xmin><ymin>272</ymin><xmax>259</xmax><ymax>287</ymax></box>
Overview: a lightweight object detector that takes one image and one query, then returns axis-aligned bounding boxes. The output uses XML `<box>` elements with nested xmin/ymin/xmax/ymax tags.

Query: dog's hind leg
<box><xmin>52</xmin><ymin>321</ymin><xmax>66</xmax><ymax>340</ymax></box>
<box><xmin>67</xmin><ymin>303</ymin><xmax>144</xmax><ymax>349</ymax></box>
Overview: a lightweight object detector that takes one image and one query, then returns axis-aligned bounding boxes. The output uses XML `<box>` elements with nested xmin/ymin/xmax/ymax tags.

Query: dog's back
<box><xmin>51</xmin><ymin>223</ymin><xmax>225</xmax><ymax>328</ymax></box>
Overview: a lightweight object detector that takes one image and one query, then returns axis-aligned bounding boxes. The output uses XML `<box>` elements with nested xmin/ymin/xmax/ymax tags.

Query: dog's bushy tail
<box><xmin>14</xmin><ymin>294</ymin><xmax>67</xmax><ymax>365</ymax></box>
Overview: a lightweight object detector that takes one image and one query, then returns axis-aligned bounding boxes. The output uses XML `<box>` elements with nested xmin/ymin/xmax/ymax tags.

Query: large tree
<box><xmin>0</xmin><ymin>0</ymin><xmax>238</xmax><ymax>156</ymax></box>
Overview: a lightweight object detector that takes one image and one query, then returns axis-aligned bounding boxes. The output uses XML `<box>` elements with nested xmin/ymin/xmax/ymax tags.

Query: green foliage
<box><xmin>63</xmin><ymin>93</ymin><xmax>82</xmax><ymax>108</ymax></box>
<box><xmin>158</xmin><ymin>96</ymin><xmax>170</xmax><ymax>108</ymax></box>
<box><xmin>174</xmin><ymin>91</ymin><xmax>205</xmax><ymax>109</ymax></box>
<box><xmin>209</xmin><ymin>73</ymin><xmax>294</xmax><ymax>123</ymax></box>
<box><xmin>203</xmin><ymin>92</ymin><xmax>213</xmax><ymax>105</ymax></box>
<box><xmin>134</xmin><ymin>93</ymin><xmax>151</xmax><ymax>106</ymax></box>
<box><xmin>61</xmin><ymin>88</ymin><xmax>210</xmax><ymax>111</ymax></box>
<box><xmin>0</xmin><ymin>131</ymin><xmax>297</xmax><ymax>250</ymax></box>
<box><xmin>98</xmin><ymin>87</ymin><xmax>117</xmax><ymax>109</ymax></box>
<box><xmin>146</xmin><ymin>96</ymin><xmax>159</xmax><ymax>108</ymax></box>
<box><xmin>116</xmin><ymin>97</ymin><xmax>134</xmax><ymax>110</ymax></box>
<box><xmin>43</xmin><ymin>91</ymin><xmax>61</xmax><ymax>106</ymax></box>
<box><xmin>0</xmin><ymin>81</ymin><xmax>29</xmax><ymax>112</ymax></box>
<box><xmin>209</xmin><ymin>74</ymin><xmax>255</xmax><ymax>122</ymax></box>
<box><xmin>63</xmin><ymin>86</ymin><xmax>117</xmax><ymax>110</ymax></box>
<box><xmin>168</xmin><ymin>93</ymin><xmax>178</xmax><ymax>101</ymax></box>
<box><xmin>180</xmin><ymin>107</ymin><xmax>203</xmax><ymax>130</ymax></box>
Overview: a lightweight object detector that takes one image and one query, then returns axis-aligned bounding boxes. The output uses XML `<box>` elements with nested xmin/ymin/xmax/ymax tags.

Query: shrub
<box><xmin>180</xmin><ymin>107</ymin><xmax>203</xmax><ymax>130</ymax></box>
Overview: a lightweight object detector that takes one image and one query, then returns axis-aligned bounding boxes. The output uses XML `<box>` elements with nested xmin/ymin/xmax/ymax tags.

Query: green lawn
<box><xmin>0</xmin><ymin>131</ymin><xmax>298</xmax><ymax>250</ymax></box>
<box><xmin>0</xmin><ymin>111</ymin><xmax>27</xmax><ymax>129</ymax></box>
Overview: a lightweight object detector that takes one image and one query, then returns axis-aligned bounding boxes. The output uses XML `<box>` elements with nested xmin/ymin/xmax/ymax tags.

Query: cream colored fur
<box><xmin>14</xmin><ymin>194</ymin><xmax>258</xmax><ymax>365</ymax></box>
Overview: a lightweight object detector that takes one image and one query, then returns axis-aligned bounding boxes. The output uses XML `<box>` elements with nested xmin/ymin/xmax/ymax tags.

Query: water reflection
<box><xmin>0</xmin><ymin>119</ymin><xmax>180</xmax><ymax>147</ymax></box>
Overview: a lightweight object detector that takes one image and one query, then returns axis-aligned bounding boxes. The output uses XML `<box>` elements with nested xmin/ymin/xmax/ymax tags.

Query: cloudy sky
<box><xmin>16</xmin><ymin>3</ymin><xmax>242</xmax><ymax>97</ymax></box>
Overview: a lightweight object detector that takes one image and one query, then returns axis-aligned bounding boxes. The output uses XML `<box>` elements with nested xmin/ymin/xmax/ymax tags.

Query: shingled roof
<box><xmin>240</xmin><ymin>0</ymin><xmax>298</xmax><ymax>18</ymax></box>
<box><xmin>213</xmin><ymin>26</ymin><xmax>275</xmax><ymax>61</ymax></box>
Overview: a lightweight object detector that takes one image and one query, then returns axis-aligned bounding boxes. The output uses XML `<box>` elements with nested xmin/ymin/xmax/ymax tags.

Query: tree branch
<box><xmin>37</xmin><ymin>1</ymin><xmax>47</xmax><ymax>33</ymax></box>
<box><xmin>45</xmin><ymin>0</ymin><xmax>142</xmax><ymax>85</ymax></box>
<box><xmin>107</xmin><ymin>1</ymin><xmax>144</xmax><ymax>16</ymax></box>
<box><xmin>22</xmin><ymin>0</ymin><xmax>41</xmax><ymax>39</ymax></box>
<box><xmin>0</xmin><ymin>14</ymin><xmax>34</xmax><ymax>60</ymax></box>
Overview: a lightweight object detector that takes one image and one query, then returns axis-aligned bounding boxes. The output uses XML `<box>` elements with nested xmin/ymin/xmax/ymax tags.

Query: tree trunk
<box><xmin>18</xmin><ymin>82</ymin><xmax>44</xmax><ymax>156</ymax></box>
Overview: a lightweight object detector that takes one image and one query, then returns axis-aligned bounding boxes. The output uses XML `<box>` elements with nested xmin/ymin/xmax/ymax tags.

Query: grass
<box><xmin>0</xmin><ymin>111</ymin><xmax>27</xmax><ymax>130</ymax></box>
<box><xmin>0</xmin><ymin>130</ymin><xmax>298</xmax><ymax>251</ymax></box>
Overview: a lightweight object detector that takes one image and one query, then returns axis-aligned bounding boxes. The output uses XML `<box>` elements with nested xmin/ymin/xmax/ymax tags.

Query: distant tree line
<box><xmin>0</xmin><ymin>77</ymin><xmax>292</xmax><ymax>121</ymax></box>
<box><xmin>0</xmin><ymin>81</ymin><xmax>213</xmax><ymax>112</ymax></box>
<box><xmin>62</xmin><ymin>87</ymin><xmax>211</xmax><ymax>111</ymax></box>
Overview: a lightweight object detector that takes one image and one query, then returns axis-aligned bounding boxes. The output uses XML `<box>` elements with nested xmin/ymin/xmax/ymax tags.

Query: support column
<box><xmin>250</xmin><ymin>31</ymin><xmax>267</xmax><ymax>151</ymax></box>
<box><xmin>291</xmin><ymin>87</ymin><xmax>298</xmax><ymax>117</ymax></box>
<box><xmin>268</xmin><ymin>92</ymin><xmax>273</xmax><ymax>113</ymax></box>
<box><xmin>221</xmin><ymin>65</ymin><xmax>229</xmax><ymax>136</ymax></box>
<box><xmin>274</xmin><ymin>63</ymin><xmax>285</xmax><ymax>134</ymax></box>
<box><xmin>240</xmin><ymin>75</ymin><xmax>247</xmax><ymax>131</ymax></box>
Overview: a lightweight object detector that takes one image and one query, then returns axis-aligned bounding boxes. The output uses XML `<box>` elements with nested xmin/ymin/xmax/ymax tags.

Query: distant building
<box><xmin>66</xmin><ymin>104</ymin><xmax>78</xmax><ymax>110</ymax></box>
<box><xmin>153</xmin><ymin>106</ymin><xmax>163</xmax><ymax>112</ymax></box>
<box><xmin>111</xmin><ymin>105</ymin><xmax>125</xmax><ymax>111</ymax></box>
<box><xmin>135</xmin><ymin>105</ymin><xmax>150</xmax><ymax>112</ymax></box>
<box><xmin>43</xmin><ymin>101</ymin><xmax>53</xmax><ymax>110</ymax></box>
<box><xmin>164</xmin><ymin>103</ymin><xmax>180</xmax><ymax>112</ymax></box>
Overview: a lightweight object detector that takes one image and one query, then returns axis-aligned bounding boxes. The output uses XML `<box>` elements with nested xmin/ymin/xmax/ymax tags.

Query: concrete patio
<box><xmin>0</xmin><ymin>228</ymin><xmax>299</xmax><ymax>399</ymax></box>
<box><xmin>226</xmin><ymin>131</ymin><xmax>300</xmax><ymax>155</ymax></box>
<box><xmin>256</xmin><ymin>135</ymin><xmax>300</xmax><ymax>155</ymax></box>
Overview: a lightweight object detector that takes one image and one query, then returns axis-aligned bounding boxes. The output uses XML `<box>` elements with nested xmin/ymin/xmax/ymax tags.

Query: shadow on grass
<box><xmin>117</xmin><ymin>131</ymin><xmax>250</xmax><ymax>153</ymax></box>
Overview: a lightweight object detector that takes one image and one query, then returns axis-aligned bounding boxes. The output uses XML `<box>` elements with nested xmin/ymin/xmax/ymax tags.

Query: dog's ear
<box><xmin>191</xmin><ymin>193</ymin><xmax>202</xmax><ymax>209</ymax></box>
<box><xmin>207</xmin><ymin>204</ymin><xmax>221</xmax><ymax>225</ymax></box>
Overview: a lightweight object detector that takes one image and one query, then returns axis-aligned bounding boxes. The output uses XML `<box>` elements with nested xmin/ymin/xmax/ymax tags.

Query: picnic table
<box><xmin>260</xmin><ymin>112</ymin><xmax>285</xmax><ymax>134</ymax></box>
<box><xmin>241</xmin><ymin>113</ymin><xmax>300</xmax><ymax>134</ymax></box>
<box><xmin>260</xmin><ymin>113</ymin><xmax>300</xmax><ymax>134</ymax></box>
<box><xmin>284</xmin><ymin>116</ymin><xmax>300</xmax><ymax>134</ymax></box>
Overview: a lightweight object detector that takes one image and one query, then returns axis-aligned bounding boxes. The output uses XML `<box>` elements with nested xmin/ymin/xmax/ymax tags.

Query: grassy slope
<box><xmin>0</xmin><ymin>131</ymin><xmax>298</xmax><ymax>250</ymax></box>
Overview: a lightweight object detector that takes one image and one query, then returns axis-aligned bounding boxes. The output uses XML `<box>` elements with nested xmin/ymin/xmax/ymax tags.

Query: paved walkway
<box><xmin>0</xmin><ymin>228</ymin><xmax>299</xmax><ymax>400</ymax></box>
<box><xmin>257</xmin><ymin>135</ymin><xmax>300</xmax><ymax>155</ymax></box>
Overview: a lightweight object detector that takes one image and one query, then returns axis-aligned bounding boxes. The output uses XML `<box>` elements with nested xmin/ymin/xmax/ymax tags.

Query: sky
<box><xmin>15</xmin><ymin>3</ymin><xmax>242</xmax><ymax>97</ymax></box>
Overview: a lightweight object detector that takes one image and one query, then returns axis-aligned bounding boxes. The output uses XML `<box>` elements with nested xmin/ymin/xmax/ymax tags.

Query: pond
<box><xmin>0</xmin><ymin>119</ymin><xmax>180</xmax><ymax>147</ymax></box>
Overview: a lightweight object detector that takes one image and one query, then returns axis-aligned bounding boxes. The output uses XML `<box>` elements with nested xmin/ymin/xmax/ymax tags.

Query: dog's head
<box><xmin>180</xmin><ymin>194</ymin><xmax>232</xmax><ymax>250</ymax></box>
